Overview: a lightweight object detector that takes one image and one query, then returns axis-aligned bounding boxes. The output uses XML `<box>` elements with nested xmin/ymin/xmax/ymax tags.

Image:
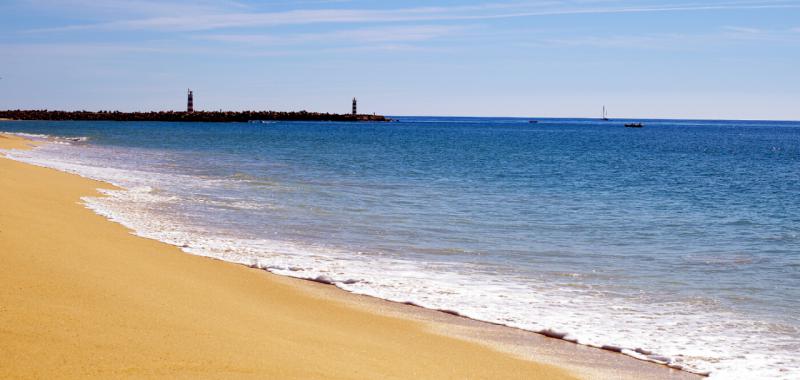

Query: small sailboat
<box><xmin>602</xmin><ymin>106</ymin><xmax>609</xmax><ymax>121</ymax></box>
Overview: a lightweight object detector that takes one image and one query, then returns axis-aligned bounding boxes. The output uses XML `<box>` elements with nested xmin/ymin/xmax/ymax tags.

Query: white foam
<box><xmin>4</xmin><ymin>140</ymin><xmax>799</xmax><ymax>380</ymax></box>
<box><xmin>1</xmin><ymin>131</ymin><xmax>53</xmax><ymax>140</ymax></box>
<box><xmin>1</xmin><ymin>131</ymin><xmax>89</xmax><ymax>145</ymax></box>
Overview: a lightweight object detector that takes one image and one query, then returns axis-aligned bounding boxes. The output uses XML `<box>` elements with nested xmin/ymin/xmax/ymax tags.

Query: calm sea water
<box><xmin>3</xmin><ymin>117</ymin><xmax>799</xmax><ymax>378</ymax></box>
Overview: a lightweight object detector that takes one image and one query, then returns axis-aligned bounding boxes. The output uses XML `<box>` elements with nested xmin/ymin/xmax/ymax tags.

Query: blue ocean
<box><xmin>3</xmin><ymin>117</ymin><xmax>799</xmax><ymax>378</ymax></box>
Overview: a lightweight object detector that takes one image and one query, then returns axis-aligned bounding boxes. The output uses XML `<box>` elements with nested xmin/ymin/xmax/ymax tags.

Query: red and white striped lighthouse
<box><xmin>187</xmin><ymin>89</ymin><xmax>194</xmax><ymax>113</ymax></box>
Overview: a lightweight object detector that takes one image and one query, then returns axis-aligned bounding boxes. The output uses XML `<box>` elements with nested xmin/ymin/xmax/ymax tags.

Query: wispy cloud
<box><xmin>0</xmin><ymin>42</ymin><xmax>172</xmax><ymax>56</ymax></box>
<box><xmin>198</xmin><ymin>25</ymin><xmax>468</xmax><ymax>45</ymax></box>
<box><xmin>517</xmin><ymin>26</ymin><xmax>800</xmax><ymax>49</ymax></box>
<box><xmin>23</xmin><ymin>0</ymin><xmax>249</xmax><ymax>16</ymax></box>
<box><xmin>25</xmin><ymin>1</ymin><xmax>800</xmax><ymax>33</ymax></box>
<box><xmin>722</xmin><ymin>26</ymin><xmax>764</xmax><ymax>34</ymax></box>
<box><xmin>720</xmin><ymin>25</ymin><xmax>800</xmax><ymax>42</ymax></box>
<box><xmin>523</xmin><ymin>34</ymin><xmax>689</xmax><ymax>49</ymax></box>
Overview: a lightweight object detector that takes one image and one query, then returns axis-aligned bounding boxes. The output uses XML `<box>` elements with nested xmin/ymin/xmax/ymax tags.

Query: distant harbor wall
<box><xmin>0</xmin><ymin>110</ymin><xmax>390</xmax><ymax>123</ymax></box>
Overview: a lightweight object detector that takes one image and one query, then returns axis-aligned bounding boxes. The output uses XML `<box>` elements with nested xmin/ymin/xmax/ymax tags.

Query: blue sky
<box><xmin>1</xmin><ymin>0</ymin><xmax>798</xmax><ymax>119</ymax></box>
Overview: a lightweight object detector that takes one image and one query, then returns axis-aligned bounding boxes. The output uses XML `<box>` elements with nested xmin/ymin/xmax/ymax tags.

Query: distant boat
<box><xmin>624</xmin><ymin>122</ymin><xmax>644</xmax><ymax>128</ymax></box>
<box><xmin>602</xmin><ymin>106</ymin><xmax>609</xmax><ymax>121</ymax></box>
<box><xmin>528</xmin><ymin>120</ymin><xmax>538</xmax><ymax>124</ymax></box>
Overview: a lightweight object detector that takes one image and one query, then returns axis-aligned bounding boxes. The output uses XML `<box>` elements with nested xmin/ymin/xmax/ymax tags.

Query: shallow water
<box><xmin>3</xmin><ymin>117</ymin><xmax>799</xmax><ymax>378</ymax></box>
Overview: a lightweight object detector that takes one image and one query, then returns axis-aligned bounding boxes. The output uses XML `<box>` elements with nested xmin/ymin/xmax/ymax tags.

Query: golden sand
<box><xmin>0</xmin><ymin>133</ymin><xmax>574</xmax><ymax>379</ymax></box>
<box><xmin>0</xmin><ymin>133</ymin><xmax>699</xmax><ymax>379</ymax></box>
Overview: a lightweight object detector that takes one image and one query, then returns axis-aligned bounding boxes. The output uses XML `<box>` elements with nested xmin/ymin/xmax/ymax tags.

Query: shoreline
<box><xmin>1</xmin><ymin>133</ymin><xmax>700</xmax><ymax>379</ymax></box>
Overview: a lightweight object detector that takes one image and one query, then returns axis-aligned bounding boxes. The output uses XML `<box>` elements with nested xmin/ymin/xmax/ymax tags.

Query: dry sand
<box><xmin>0</xmin><ymin>133</ymin><xmax>700</xmax><ymax>379</ymax></box>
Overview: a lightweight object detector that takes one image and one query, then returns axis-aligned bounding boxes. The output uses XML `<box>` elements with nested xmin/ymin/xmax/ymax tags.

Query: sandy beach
<box><xmin>0</xmin><ymin>133</ymin><xmax>699</xmax><ymax>379</ymax></box>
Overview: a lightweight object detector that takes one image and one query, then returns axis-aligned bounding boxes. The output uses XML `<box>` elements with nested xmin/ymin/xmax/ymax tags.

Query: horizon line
<box><xmin>2</xmin><ymin>108</ymin><xmax>798</xmax><ymax>123</ymax></box>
